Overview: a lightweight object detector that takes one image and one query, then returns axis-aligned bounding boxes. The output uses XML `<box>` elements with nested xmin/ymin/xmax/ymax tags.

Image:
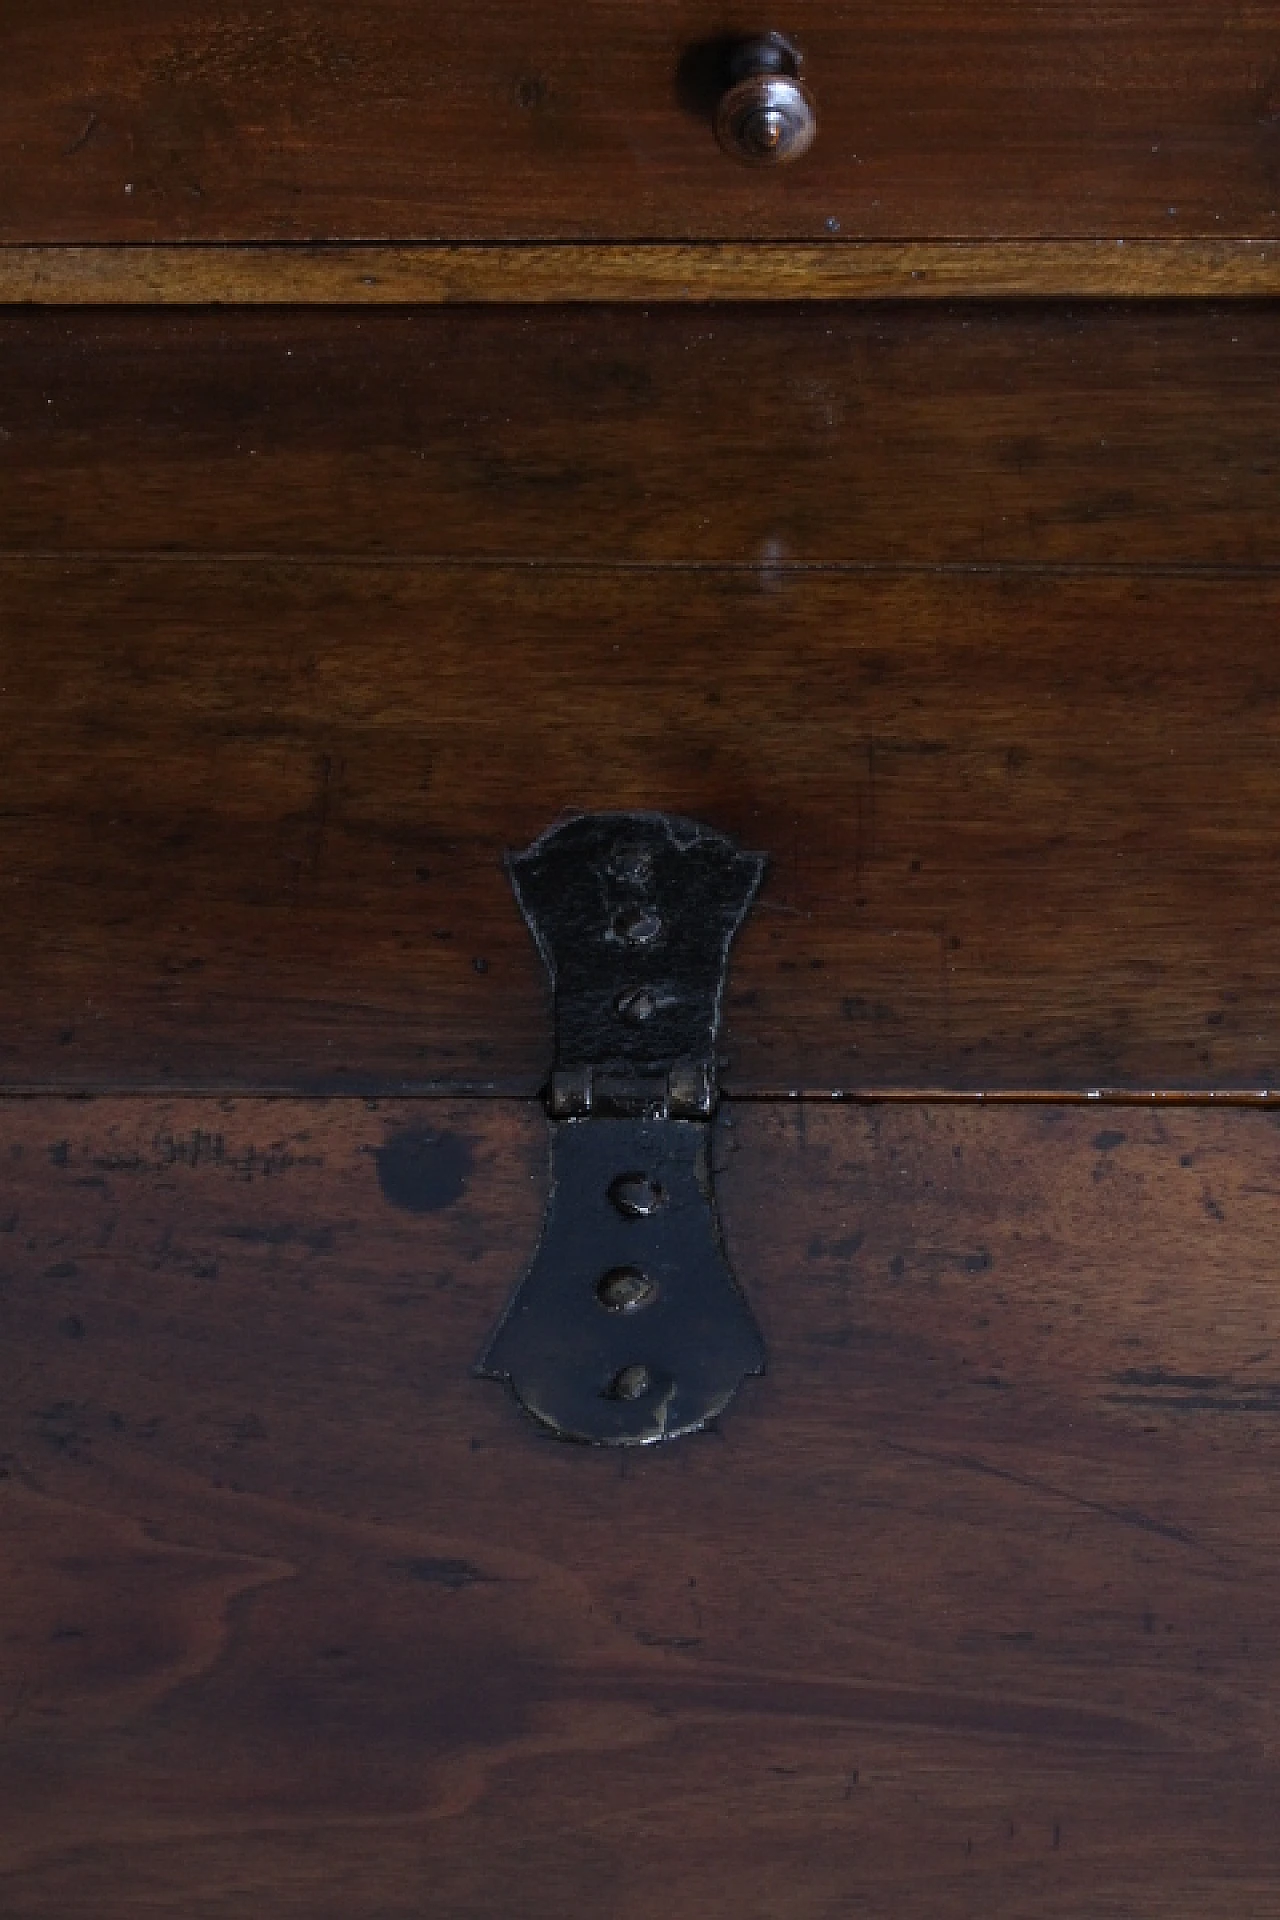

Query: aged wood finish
<box><xmin>9</xmin><ymin>6</ymin><xmax>1279</xmax><ymax>1918</ymax></box>
<box><xmin>1</xmin><ymin>1096</ymin><xmax>1277</xmax><ymax>1916</ymax></box>
<box><xmin>5</xmin><ymin>1</ymin><xmax>1280</xmax><ymax>244</ymax></box>
<box><xmin>8</xmin><ymin>240</ymin><xmax>1280</xmax><ymax>303</ymax></box>
<box><xmin>5</xmin><ymin>562</ymin><xmax>1280</xmax><ymax>1095</ymax></box>
<box><xmin>9</xmin><ymin>304</ymin><xmax>1280</xmax><ymax>567</ymax></box>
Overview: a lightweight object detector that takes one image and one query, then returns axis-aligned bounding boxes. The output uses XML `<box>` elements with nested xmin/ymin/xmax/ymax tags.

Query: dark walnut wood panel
<box><xmin>7</xmin><ymin>306</ymin><xmax>1280</xmax><ymax>568</ymax></box>
<box><xmin>1</xmin><ymin>1096</ymin><xmax>1278</xmax><ymax>1917</ymax></box>
<box><xmin>5</xmin><ymin>562</ymin><xmax>1280</xmax><ymax>1096</ymax></box>
<box><xmin>5</xmin><ymin>1</ymin><xmax>1280</xmax><ymax>242</ymax></box>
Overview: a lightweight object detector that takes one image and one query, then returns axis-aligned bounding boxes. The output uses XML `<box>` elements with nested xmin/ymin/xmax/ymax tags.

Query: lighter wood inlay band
<box><xmin>3</xmin><ymin>240</ymin><xmax>1279</xmax><ymax>303</ymax></box>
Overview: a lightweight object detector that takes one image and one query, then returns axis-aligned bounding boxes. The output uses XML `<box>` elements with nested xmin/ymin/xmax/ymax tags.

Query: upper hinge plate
<box><xmin>508</xmin><ymin>810</ymin><xmax>765</xmax><ymax>1119</ymax></box>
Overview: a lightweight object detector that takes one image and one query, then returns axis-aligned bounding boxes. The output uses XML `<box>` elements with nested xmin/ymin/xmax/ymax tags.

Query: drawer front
<box><xmin>5</xmin><ymin>0</ymin><xmax>1280</xmax><ymax>242</ymax></box>
<box><xmin>4</xmin><ymin>303</ymin><xmax>1280</xmax><ymax>1098</ymax></box>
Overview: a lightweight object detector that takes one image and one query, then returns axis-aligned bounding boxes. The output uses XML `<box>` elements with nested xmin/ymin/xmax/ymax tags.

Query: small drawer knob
<box><xmin>715</xmin><ymin>34</ymin><xmax>817</xmax><ymax>166</ymax></box>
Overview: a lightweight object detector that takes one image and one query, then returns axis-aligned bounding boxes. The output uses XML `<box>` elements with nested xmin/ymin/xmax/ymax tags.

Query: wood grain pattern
<box><xmin>5</xmin><ymin>1</ymin><xmax>1280</xmax><ymax>244</ymax></box>
<box><xmin>9</xmin><ymin>305</ymin><xmax>1280</xmax><ymax>568</ymax></box>
<box><xmin>1</xmin><ymin>1095</ymin><xmax>1278</xmax><ymax>1916</ymax></box>
<box><xmin>5</xmin><ymin>562</ymin><xmax>1280</xmax><ymax>1095</ymax></box>
<box><xmin>8</xmin><ymin>240</ymin><xmax>1280</xmax><ymax>302</ymax></box>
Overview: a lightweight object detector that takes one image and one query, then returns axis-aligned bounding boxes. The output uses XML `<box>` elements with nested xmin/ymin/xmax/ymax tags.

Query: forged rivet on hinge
<box><xmin>609</xmin><ymin>846</ymin><xmax>655</xmax><ymax>888</ymax></box>
<box><xmin>609</xmin><ymin>1172</ymin><xmax>665</xmax><ymax>1217</ymax></box>
<box><xmin>614</xmin><ymin>908</ymin><xmax>663</xmax><ymax>947</ymax></box>
<box><xmin>615</xmin><ymin>986</ymin><xmax>662</xmax><ymax>1024</ymax></box>
<box><xmin>597</xmin><ymin>1266</ymin><xmax>660</xmax><ymax>1313</ymax></box>
<box><xmin>476</xmin><ymin>811</ymin><xmax>768</xmax><ymax>1446</ymax></box>
<box><xmin>610</xmin><ymin>1364</ymin><xmax>657</xmax><ymax>1402</ymax></box>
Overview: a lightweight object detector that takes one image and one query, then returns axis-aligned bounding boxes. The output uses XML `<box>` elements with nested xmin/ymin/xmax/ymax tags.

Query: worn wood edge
<box><xmin>740</xmin><ymin>1088</ymin><xmax>1280</xmax><ymax>1104</ymax></box>
<box><xmin>2</xmin><ymin>1087</ymin><xmax>1280</xmax><ymax>1105</ymax></box>
<box><xmin>14</xmin><ymin>553</ymin><xmax>1280</xmax><ymax>578</ymax></box>
<box><xmin>4</xmin><ymin>241</ymin><xmax>1280</xmax><ymax>304</ymax></box>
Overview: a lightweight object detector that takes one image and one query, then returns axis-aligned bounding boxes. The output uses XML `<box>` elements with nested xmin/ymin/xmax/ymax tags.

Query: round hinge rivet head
<box><xmin>609</xmin><ymin>1172</ymin><xmax>666</xmax><ymax>1217</ymax></box>
<box><xmin>615</xmin><ymin>985</ymin><xmax>660</xmax><ymax>1024</ymax></box>
<box><xmin>609</xmin><ymin>846</ymin><xmax>655</xmax><ymax>888</ymax></box>
<box><xmin>597</xmin><ymin>1267</ymin><xmax>660</xmax><ymax>1314</ymax></box>
<box><xmin>609</xmin><ymin>1363</ymin><xmax>655</xmax><ymax>1401</ymax></box>
<box><xmin>614</xmin><ymin>908</ymin><xmax>663</xmax><ymax>947</ymax></box>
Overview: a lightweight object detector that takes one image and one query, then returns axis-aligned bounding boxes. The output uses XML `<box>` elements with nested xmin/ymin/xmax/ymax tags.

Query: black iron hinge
<box><xmin>477</xmin><ymin>811</ymin><xmax>767</xmax><ymax>1445</ymax></box>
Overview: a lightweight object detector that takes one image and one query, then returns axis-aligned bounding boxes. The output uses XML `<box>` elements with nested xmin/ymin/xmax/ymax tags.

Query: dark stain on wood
<box><xmin>395</xmin><ymin>1555</ymin><xmax>500</xmax><ymax>1589</ymax></box>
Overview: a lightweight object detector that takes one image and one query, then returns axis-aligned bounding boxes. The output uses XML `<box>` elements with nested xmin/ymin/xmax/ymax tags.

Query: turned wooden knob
<box><xmin>715</xmin><ymin>35</ymin><xmax>817</xmax><ymax>166</ymax></box>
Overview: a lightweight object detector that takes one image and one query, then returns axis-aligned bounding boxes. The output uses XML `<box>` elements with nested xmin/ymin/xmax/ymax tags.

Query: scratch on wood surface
<box><xmin>882</xmin><ymin>1439</ymin><xmax>1209</xmax><ymax>1554</ymax></box>
<box><xmin>64</xmin><ymin>113</ymin><xmax>100</xmax><ymax>157</ymax></box>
